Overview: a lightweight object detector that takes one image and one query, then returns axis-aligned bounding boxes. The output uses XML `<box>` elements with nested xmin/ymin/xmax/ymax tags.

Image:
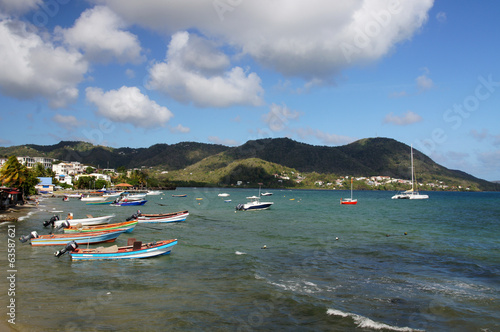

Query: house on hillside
<box><xmin>35</xmin><ymin>177</ymin><xmax>54</xmax><ymax>194</ymax></box>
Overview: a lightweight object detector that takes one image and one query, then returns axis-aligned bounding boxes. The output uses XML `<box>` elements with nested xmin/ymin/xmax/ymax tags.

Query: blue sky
<box><xmin>0</xmin><ymin>0</ymin><xmax>499</xmax><ymax>181</ymax></box>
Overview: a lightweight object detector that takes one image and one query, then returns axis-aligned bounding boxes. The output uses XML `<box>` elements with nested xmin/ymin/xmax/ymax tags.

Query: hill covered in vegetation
<box><xmin>1</xmin><ymin>137</ymin><xmax>497</xmax><ymax>191</ymax></box>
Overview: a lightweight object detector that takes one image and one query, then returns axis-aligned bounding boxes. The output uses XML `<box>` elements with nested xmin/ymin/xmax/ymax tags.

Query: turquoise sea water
<box><xmin>1</xmin><ymin>188</ymin><xmax>499</xmax><ymax>331</ymax></box>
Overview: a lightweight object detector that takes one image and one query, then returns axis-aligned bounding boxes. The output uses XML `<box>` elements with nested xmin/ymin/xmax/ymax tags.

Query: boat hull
<box><xmin>111</xmin><ymin>200</ymin><xmax>147</xmax><ymax>206</ymax></box>
<box><xmin>70</xmin><ymin>240</ymin><xmax>177</xmax><ymax>260</ymax></box>
<box><xmin>340</xmin><ymin>199</ymin><xmax>358</xmax><ymax>205</ymax></box>
<box><xmin>64</xmin><ymin>220</ymin><xmax>138</xmax><ymax>233</ymax></box>
<box><xmin>30</xmin><ymin>230</ymin><xmax>126</xmax><ymax>246</ymax></box>
<box><xmin>54</xmin><ymin>215</ymin><xmax>115</xmax><ymax>227</ymax></box>
<box><xmin>138</xmin><ymin>211</ymin><xmax>189</xmax><ymax>223</ymax></box>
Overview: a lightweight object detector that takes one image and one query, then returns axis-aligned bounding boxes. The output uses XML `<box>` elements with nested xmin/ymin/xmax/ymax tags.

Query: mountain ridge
<box><xmin>1</xmin><ymin>137</ymin><xmax>497</xmax><ymax>191</ymax></box>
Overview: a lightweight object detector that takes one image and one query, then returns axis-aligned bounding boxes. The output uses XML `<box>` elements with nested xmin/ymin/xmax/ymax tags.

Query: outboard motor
<box><xmin>43</xmin><ymin>215</ymin><xmax>60</xmax><ymax>227</ymax></box>
<box><xmin>55</xmin><ymin>219</ymin><xmax>71</xmax><ymax>231</ymax></box>
<box><xmin>19</xmin><ymin>231</ymin><xmax>39</xmax><ymax>243</ymax></box>
<box><xmin>126</xmin><ymin>210</ymin><xmax>140</xmax><ymax>221</ymax></box>
<box><xmin>54</xmin><ymin>241</ymin><xmax>78</xmax><ymax>258</ymax></box>
<box><xmin>235</xmin><ymin>204</ymin><xmax>244</xmax><ymax>211</ymax></box>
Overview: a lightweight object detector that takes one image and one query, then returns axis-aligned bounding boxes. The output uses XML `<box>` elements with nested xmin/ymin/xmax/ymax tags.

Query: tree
<box><xmin>0</xmin><ymin>156</ymin><xmax>26</xmax><ymax>188</ymax></box>
<box><xmin>0</xmin><ymin>156</ymin><xmax>38</xmax><ymax>196</ymax></box>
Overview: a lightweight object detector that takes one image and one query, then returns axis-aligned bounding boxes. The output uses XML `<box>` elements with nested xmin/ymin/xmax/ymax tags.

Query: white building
<box><xmin>52</xmin><ymin>161</ymin><xmax>85</xmax><ymax>175</ymax></box>
<box><xmin>55</xmin><ymin>174</ymin><xmax>73</xmax><ymax>186</ymax></box>
<box><xmin>74</xmin><ymin>173</ymin><xmax>111</xmax><ymax>183</ymax></box>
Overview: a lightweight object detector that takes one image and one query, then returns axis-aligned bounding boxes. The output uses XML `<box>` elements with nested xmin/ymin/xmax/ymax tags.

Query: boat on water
<box><xmin>86</xmin><ymin>200</ymin><xmax>113</xmax><ymax>206</ymax></box>
<box><xmin>172</xmin><ymin>194</ymin><xmax>187</xmax><ymax>197</ymax></box>
<box><xmin>80</xmin><ymin>194</ymin><xmax>107</xmax><ymax>202</ymax></box>
<box><xmin>111</xmin><ymin>199</ymin><xmax>147</xmax><ymax>206</ymax></box>
<box><xmin>63</xmin><ymin>220</ymin><xmax>138</xmax><ymax>233</ymax></box>
<box><xmin>260</xmin><ymin>192</ymin><xmax>273</xmax><ymax>196</ymax></box>
<box><xmin>146</xmin><ymin>190</ymin><xmax>163</xmax><ymax>195</ymax></box>
<box><xmin>218</xmin><ymin>193</ymin><xmax>230</xmax><ymax>197</ymax></box>
<box><xmin>19</xmin><ymin>229</ymin><xmax>126</xmax><ymax>246</ymax></box>
<box><xmin>137</xmin><ymin>210</ymin><xmax>189</xmax><ymax>223</ymax></box>
<box><xmin>44</xmin><ymin>214</ymin><xmax>115</xmax><ymax>227</ymax></box>
<box><xmin>235</xmin><ymin>184</ymin><xmax>273</xmax><ymax>211</ymax></box>
<box><xmin>55</xmin><ymin>239</ymin><xmax>178</xmax><ymax>260</ymax></box>
<box><xmin>340</xmin><ymin>177</ymin><xmax>358</xmax><ymax>205</ymax></box>
<box><xmin>392</xmin><ymin>145</ymin><xmax>429</xmax><ymax>200</ymax></box>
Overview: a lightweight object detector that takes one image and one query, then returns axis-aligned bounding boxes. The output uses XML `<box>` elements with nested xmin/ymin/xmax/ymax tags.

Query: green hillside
<box><xmin>1</xmin><ymin>137</ymin><xmax>498</xmax><ymax>191</ymax></box>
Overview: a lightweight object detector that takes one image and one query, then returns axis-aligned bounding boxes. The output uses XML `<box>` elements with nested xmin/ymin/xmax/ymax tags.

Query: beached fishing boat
<box><xmin>63</xmin><ymin>220</ymin><xmax>138</xmax><ymax>233</ymax></box>
<box><xmin>44</xmin><ymin>214</ymin><xmax>115</xmax><ymax>228</ymax></box>
<box><xmin>55</xmin><ymin>239</ymin><xmax>178</xmax><ymax>260</ymax></box>
<box><xmin>19</xmin><ymin>229</ymin><xmax>126</xmax><ymax>246</ymax></box>
<box><xmin>137</xmin><ymin>210</ymin><xmax>189</xmax><ymax>223</ymax></box>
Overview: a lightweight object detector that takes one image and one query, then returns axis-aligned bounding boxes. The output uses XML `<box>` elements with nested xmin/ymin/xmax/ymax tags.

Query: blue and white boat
<box><xmin>20</xmin><ymin>229</ymin><xmax>126</xmax><ymax>246</ymax></box>
<box><xmin>111</xmin><ymin>200</ymin><xmax>147</xmax><ymax>206</ymax></box>
<box><xmin>55</xmin><ymin>239</ymin><xmax>178</xmax><ymax>260</ymax></box>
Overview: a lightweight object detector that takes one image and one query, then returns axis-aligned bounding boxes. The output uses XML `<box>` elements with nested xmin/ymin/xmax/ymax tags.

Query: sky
<box><xmin>0</xmin><ymin>0</ymin><xmax>499</xmax><ymax>181</ymax></box>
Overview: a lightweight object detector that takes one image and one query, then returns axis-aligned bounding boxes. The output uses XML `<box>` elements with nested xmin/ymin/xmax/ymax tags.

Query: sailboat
<box><xmin>340</xmin><ymin>177</ymin><xmax>358</xmax><ymax>205</ymax></box>
<box><xmin>391</xmin><ymin>145</ymin><xmax>429</xmax><ymax>200</ymax></box>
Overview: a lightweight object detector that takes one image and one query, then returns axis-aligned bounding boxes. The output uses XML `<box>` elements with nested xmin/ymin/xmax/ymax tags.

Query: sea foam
<box><xmin>327</xmin><ymin>309</ymin><xmax>423</xmax><ymax>331</ymax></box>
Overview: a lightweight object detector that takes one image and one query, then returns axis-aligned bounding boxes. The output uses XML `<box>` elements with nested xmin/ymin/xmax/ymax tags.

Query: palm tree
<box><xmin>0</xmin><ymin>156</ymin><xmax>26</xmax><ymax>188</ymax></box>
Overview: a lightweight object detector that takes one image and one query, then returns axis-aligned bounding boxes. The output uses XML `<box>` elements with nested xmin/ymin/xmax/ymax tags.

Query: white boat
<box><xmin>392</xmin><ymin>145</ymin><xmax>429</xmax><ymax>200</ymax></box>
<box><xmin>102</xmin><ymin>191</ymin><xmax>123</xmax><ymax>198</ymax></box>
<box><xmin>66</xmin><ymin>193</ymin><xmax>83</xmax><ymax>198</ymax></box>
<box><xmin>80</xmin><ymin>195</ymin><xmax>106</xmax><ymax>202</ymax></box>
<box><xmin>236</xmin><ymin>196</ymin><xmax>274</xmax><ymax>211</ymax></box>
<box><xmin>126</xmin><ymin>193</ymin><xmax>147</xmax><ymax>200</ymax></box>
<box><xmin>235</xmin><ymin>184</ymin><xmax>273</xmax><ymax>211</ymax></box>
<box><xmin>146</xmin><ymin>190</ymin><xmax>163</xmax><ymax>195</ymax></box>
<box><xmin>218</xmin><ymin>193</ymin><xmax>230</xmax><ymax>197</ymax></box>
<box><xmin>137</xmin><ymin>210</ymin><xmax>189</xmax><ymax>223</ymax></box>
<box><xmin>50</xmin><ymin>214</ymin><xmax>115</xmax><ymax>227</ymax></box>
<box><xmin>260</xmin><ymin>192</ymin><xmax>273</xmax><ymax>196</ymax></box>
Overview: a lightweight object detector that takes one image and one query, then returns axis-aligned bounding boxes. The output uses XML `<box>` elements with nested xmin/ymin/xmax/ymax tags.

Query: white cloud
<box><xmin>57</xmin><ymin>6</ymin><xmax>143</xmax><ymax>64</ymax></box>
<box><xmin>293</xmin><ymin>127</ymin><xmax>356</xmax><ymax>145</ymax></box>
<box><xmin>0</xmin><ymin>19</ymin><xmax>87</xmax><ymax>108</ymax></box>
<box><xmin>384</xmin><ymin>110</ymin><xmax>422</xmax><ymax>125</ymax></box>
<box><xmin>52</xmin><ymin>114</ymin><xmax>85</xmax><ymax>130</ymax></box>
<box><xmin>0</xmin><ymin>0</ymin><xmax>41</xmax><ymax>16</ymax></box>
<box><xmin>470</xmin><ymin>129</ymin><xmax>488</xmax><ymax>142</ymax></box>
<box><xmin>86</xmin><ymin>86</ymin><xmax>173</xmax><ymax>128</ymax></box>
<box><xmin>97</xmin><ymin>0</ymin><xmax>434</xmax><ymax>82</ymax></box>
<box><xmin>147</xmin><ymin>31</ymin><xmax>264</xmax><ymax>108</ymax></box>
<box><xmin>436</xmin><ymin>11</ymin><xmax>447</xmax><ymax>23</ymax></box>
<box><xmin>207</xmin><ymin>136</ymin><xmax>239</xmax><ymax>146</ymax></box>
<box><xmin>169</xmin><ymin>124</ymin><xmax>190</xmax><ymax>134</ymax></box>
<box><xmin>416</xmin><ymin>73</ymin><xmax>434</xmax><ymax>92</ymax></box>
<box><xmin>262</xmin><ymin>103</ymin><xmax>300</xmax><ymax>132</ymax></box>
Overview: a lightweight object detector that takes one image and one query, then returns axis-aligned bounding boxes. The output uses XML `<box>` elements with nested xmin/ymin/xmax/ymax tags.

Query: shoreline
<box><xmin>0</xmin><ymin>201</ymin><xmax>40</xmax><ymax>223</ymax></box>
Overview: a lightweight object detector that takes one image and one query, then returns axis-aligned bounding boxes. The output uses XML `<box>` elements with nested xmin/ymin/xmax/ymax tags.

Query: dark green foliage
<box><xmin>0</xmin><ymin>137</ymin><xmax>498</xmax><ymax>191</ymax></box>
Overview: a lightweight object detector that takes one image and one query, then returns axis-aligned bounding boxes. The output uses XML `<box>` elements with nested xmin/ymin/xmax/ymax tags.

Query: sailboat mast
<box><xmin>410</xmin><ymin>145</ymin><xmax>414</xmax><ymax>192</ymax></box>
<box><xmin>351</xmin><ymin>177</ymin><xmax>353</xmax><ymax>199</ymax></box>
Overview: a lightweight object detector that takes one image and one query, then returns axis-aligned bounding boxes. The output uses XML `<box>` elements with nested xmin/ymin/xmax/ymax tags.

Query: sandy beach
<box><xmin>0</xmin><ymin>201</ymin><xmax>40</xmax><ymax>223</ymax></box>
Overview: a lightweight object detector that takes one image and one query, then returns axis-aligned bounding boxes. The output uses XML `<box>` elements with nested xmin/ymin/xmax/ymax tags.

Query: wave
<box><xmin>327</xmin><ymin>309</ymin><xmax>423</xmax><ymax>331</ymax></box>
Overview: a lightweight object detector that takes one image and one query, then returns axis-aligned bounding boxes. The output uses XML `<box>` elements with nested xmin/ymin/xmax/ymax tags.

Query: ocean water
<box><xmin>1</xmin><ymin>188</ymin><xmax>499</xmax><ymax>331</ymax></box>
